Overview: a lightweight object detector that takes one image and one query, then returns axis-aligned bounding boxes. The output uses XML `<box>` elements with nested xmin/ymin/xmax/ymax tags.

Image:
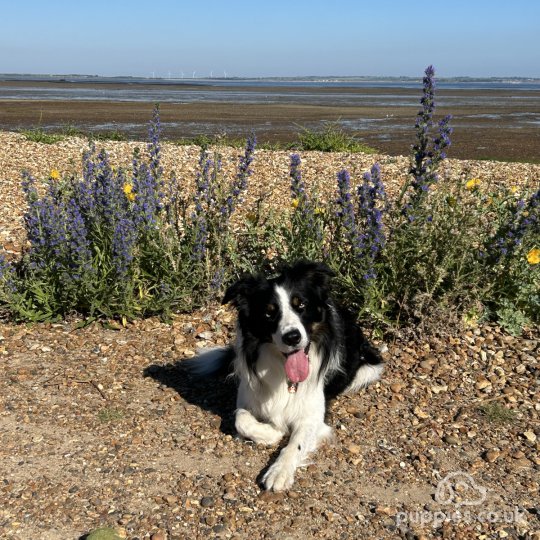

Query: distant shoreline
<box><xmin>1</xmin><ymin>81</ymin><xmax>539</xmax><ymax>163</ymax></box>
<box><xmin>2</xmin><ymin>73</ymin><xmax>540</xmax><ymax>86</ymax></box>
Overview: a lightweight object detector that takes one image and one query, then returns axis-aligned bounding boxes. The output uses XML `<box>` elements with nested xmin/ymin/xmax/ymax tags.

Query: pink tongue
<box><xmin>284</xmin><ymin>350</ymin><xmax>310</xmax><ymax>383</ymax></box>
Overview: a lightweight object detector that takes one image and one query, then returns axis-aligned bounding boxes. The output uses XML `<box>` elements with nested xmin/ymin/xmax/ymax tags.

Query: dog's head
<box><xmin>222</xmin><ymin>261</ymin><xmax>335</xmax><ymax>390</ymax></box>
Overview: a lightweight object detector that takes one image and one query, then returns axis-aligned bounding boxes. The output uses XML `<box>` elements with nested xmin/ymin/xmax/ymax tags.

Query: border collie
<box><xmin>184</xmin><ymin>260</ymin><xmax>383</xmax><ymax>491</ymax></box>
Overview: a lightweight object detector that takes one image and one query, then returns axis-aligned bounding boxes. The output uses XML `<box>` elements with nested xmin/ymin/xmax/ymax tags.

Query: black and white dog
<box><xmin>185</xmin><ymin>260</ymin><xmax>383</xmax><ymax>491</ymax></box>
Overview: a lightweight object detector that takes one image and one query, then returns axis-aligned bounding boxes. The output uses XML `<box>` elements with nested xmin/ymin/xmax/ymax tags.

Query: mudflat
<box><xmin>1</xmin><ymin>81</ymin><xmax>539</xmax><ymax>161</ymax></box>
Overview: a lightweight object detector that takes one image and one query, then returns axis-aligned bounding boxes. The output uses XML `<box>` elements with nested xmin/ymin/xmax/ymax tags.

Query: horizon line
<box><xmin>1</xmin><ymin>72</ymin><xmax>540</xmax><ymax>82</ymax></box>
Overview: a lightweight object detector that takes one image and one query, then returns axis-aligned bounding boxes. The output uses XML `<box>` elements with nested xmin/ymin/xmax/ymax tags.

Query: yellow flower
<box><xmin>50</xmin><ymin>169</ymin><xmax>60</xmax><ymax>180</ymax></box>
<box><xmin>527</xmin><ymin>248</ymin><xmax>540</xmax><ymax>265</ymax></box>
<box><xmin>465</xmin><ymin>178</ymin><xmax>481</xmax><ymax>190</ymax></box>
<box><xmin>123</xmin><ymin>182</ymin><xmax>136</xmax><ymax>202</ymax></box>
<box><xmin>291</xmin><ymin>198</ymin><xmax>299</xmax><ymax>209</ymax></box>
<box><xmin>510</xmin><ymin>186</ymin><xmax>518</xmax><ymax>194</ymax></box>
<box><xmin>314</xmin><ymin>207</ymin><xmax>324</xmax><ymax>215</ymax></box>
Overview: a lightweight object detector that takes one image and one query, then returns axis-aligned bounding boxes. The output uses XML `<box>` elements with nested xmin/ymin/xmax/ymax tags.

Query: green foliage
<box><xmin>98</xmin><ymin>407</ymin><xmax>125</xmax><ymax>423</ymax></box>
<box><xmin>85</xmin><ymin>527</ymin><xmax>125</xmax><ymax>540</ymax></box>
<box><xmin>89</xmin><ymin>129</ymin><xmax>128</xmax><ymax>142</ymax></box>
<box><xmin>20</xmin><ymin>128</ymin><xmax>64</xmax><ymax>144</ymax></box>
<box><xmin>0</xmin><ymin>110</ymin><xmax>256</xmax><ymax>322</ymax></box>
<box><xmin>478</xmin><ymin>402</ymin><xmax>517</xmax><ymax>424</ymax></box>
<box><xmin>296</xmin><ymin>122</ymin><xmax>377</xmax><ymax>153</ymax></box>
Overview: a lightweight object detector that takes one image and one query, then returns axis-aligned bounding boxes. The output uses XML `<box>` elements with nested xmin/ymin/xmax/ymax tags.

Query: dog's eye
<box><xmin>265</xmin><ymin>304</ymin><xmax>277</xmax><ymax>319</ymax></box>
<box><xmin>291</xmin><ymin>296</ymin><xmax>306</xmax><ymax>311</ymax></box>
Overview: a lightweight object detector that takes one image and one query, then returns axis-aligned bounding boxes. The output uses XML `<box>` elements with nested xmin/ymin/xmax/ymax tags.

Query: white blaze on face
<box><xmin>272</xmin><ymin>285</ymin><xmax>309</xmax><ymax>353</ymax></box>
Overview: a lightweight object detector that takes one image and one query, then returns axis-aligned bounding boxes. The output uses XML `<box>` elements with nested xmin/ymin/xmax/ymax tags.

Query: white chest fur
<box><xmin>236</xmin><ymin>343</ymin><xmax>326</xmax><ymax>433</ymax></box>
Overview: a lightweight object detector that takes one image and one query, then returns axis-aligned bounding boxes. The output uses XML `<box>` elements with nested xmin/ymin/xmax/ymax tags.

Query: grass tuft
<box><xmin>296</xmin><ymin>122</ymin><xmax>377</xmax><ymax>153</ymax></box>
<box><xmin>20</xmin><ymin>128</ymin><xmax>64</xmax><ymax>144</ymax></box>
<box><xmin>478</xmin><ymin>402</ymin><xmax>517</xmax><ymax>424</ymax></box>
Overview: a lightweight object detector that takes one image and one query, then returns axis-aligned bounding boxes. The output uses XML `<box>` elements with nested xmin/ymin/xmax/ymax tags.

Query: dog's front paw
<box><xmin>254</xmin><ymin>428</ymin><xmax>284</xmax><ymax>446</ymax></box>
<box><xmin>262</xmin><ymin>460</ymin><xmax>295</xmax><ymax>491</ymax></box>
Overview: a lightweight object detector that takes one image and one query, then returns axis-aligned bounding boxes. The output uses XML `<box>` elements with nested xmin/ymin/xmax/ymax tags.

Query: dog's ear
<box><xmin>222</xmin><ymin>274</ymin><xmax>264</xmax><ymax>307</ymax></box>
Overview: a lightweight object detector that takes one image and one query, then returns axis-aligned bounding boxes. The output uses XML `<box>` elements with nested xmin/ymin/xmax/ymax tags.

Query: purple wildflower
<box><xmin>488</xmin><ymin>188</ymin><xmax>540</xmax><ymax>261</ymax></box>
<box><xmin>290</xmin><ymin>154</ymin><xmax>322</xmax><ymax>243</ymax></box>
<box><xmin>358</xmin><ymin>163</ymin><xmax>387</xmax><ymax>258</ymax></box>
<box><xmin>0</xmin><ymin>253</ymin><xmax>17</xmax><ymax>294</ymax></box>
<box><xmin>112</xmin><ymin>215</ymin><xmax>137</xmax><ymax>275</ymax></box>
<box><xmin>133</xmin><ymin>162</ymin><xmax>163</xmax><ymax>230</ymax></box>
<box><xmin>404</xmin><ymin>65</ymin><xmax>452</xmax><ymax>217</ymax></box>
<box><xmin>223</xmin><ymin>133</ymin><xmax>256</xmax><ymax>217</ymax></box>
<box><xmin>65</xmin><ymin>197</ymin><xmax>93</xmax><ymax>277</ymax></box>
<box><xmin>211</xmin><ymin>268</ymin><xmax>225</xmax><ymax>290</ymax></box>
<box><xmin>336</xmin><ymin>169</ymin><xmax>361</xmax><ymax>252</ymax></box>
<box><xmin>190</xmin><ymin>150</ymin><xmax>214</xmax><ymax>260</ymax></box>
<box><xmin>23</xmin><ymin>175</ymin><xmax>68</xmax><ymax>270</ymax></box>
<box><xmin>290</xmin><ymin>153</ymin><xmax>306</xmax><ymax>199</ymax></box>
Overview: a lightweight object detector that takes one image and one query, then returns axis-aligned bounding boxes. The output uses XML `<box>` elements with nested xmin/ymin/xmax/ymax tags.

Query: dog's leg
<box><xmin>235</xmin><ymin>408</ymin><xmax>285</xmax><ymax>446</ymax></box>
<box><xmin>262</xmin><ymin>421</ymin><xmax>332</xmax><ymax>491</ymax></box>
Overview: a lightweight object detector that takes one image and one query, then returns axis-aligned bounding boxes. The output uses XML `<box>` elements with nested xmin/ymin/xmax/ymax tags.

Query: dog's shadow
<box><xmin>144</xmin><ymin>360</ymin><xmax>237</xmax><ymax>435</ymax></box>
<box><xmin>144</xmin><ymin>360</ymin><xmax>289</xmax><ymax>487</ymax></box>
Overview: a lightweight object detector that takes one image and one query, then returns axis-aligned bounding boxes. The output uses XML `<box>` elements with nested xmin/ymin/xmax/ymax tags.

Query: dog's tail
<box><xmin>181</xmin><ymin>346</ymin><xmax>235</xmax><ymax>377</ymax></box>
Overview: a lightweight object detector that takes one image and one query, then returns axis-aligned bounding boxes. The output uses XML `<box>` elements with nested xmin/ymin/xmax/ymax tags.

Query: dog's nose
<box><xmin>282</xmin><ymin>329</ymin><xmax>301</xmax><ymax>347</ymax></box>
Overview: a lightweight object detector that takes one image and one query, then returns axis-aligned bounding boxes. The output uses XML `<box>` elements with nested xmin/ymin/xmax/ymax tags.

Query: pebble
<box><xmin>223</xmin><ymin>490</ymin><xmax>237</xmax><ymax>501</ymax></box>
<box><xmin>375</xmin><ymin>505</ymin><xmax>395</xmax><ymax>515</ymax></box>
<box><xmin>390</xmin><ymin>383</ymin><xmax>403</xmax><ymax>393</ymax></box>
<box><xmin>443</xmin><ymin>434</ymin><xmax>460</xmax><ymax>445</ymax></box>
<box><xmin>347</xmin><ymin>444</ymin><xmax>361</xmax><ymax>455</ymax></box>
<box><xmin>86</xmin><ymin>528</ymin><xmax>126</xmax><ymax>540</ymax></box>
<box><xmin>259</xmin><ymin>491</ymin><xmax>284</xmax><ymax>503</ymax></box>
<box><xmin>419</xmin><ymin>359</ymin><xmax>435</xmax><ymax>370</ymax></box>
<box><xmin>413</xmin><ymin>407</ymin><xmax>429</xmax><ymax>419</ymax></box>
<box><xmin>476</xmin><ymin>378</ymin><xmax>492</xmax><ymax>390</ymax></box>
<box><xmin>200</xmin><ymin>496</ymin><xmax>215</xmax><ymax>508</ymax></box>
<box><xmin>484</xmin><ymin>450</ymin><xmax>501</xmax><ymax>462</ymax></box>
<box><xmin>523</xmin><ymin>431</ymin><xmax>537</xmax><ymax>443</ymax></box>
<box><xmin>162</xmin><ymin>495</ymin><xmax>177</xmax><ymax>505</ymax></box>
<box><xmin>513</xmin><ymin>458</ymin><xmax>532</xmax><ymax>468</ymax></box>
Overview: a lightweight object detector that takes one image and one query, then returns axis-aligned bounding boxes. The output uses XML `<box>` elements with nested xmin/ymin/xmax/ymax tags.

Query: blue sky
<box><xmin>2</xmin><ymin>0</ymin><xmax>539</xmax><ymax>78</ymax></box>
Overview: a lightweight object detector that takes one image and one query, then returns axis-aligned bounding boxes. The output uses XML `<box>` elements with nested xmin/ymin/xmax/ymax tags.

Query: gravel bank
<box><xmin>0</xmin><ymin>310</ymin><xmax>538</xmax><ymax>539</ymax></box>
<box><xmin>1</xmin><ymin>130</ymin><xmax>539</xmax><ymax>257</ymax></box>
